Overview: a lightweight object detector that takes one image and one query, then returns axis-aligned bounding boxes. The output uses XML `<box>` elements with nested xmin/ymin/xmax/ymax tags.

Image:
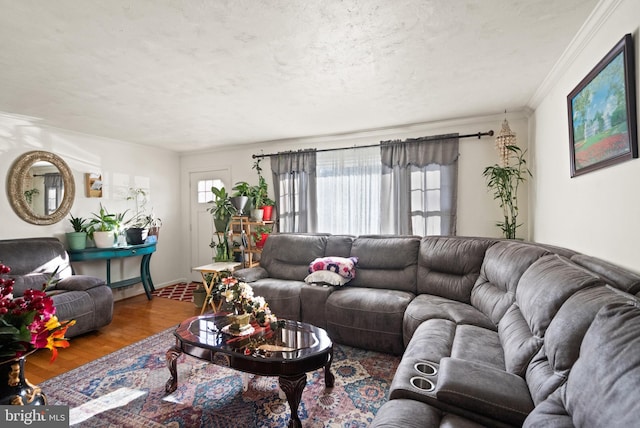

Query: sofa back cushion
<box><xmin>571</xmin><ymin>253</ymin><xmax>640</xmax><ymax>295</ymax></box>
<box><xmin>416</xmin><ymin>236</ymin><xmax>495</xmax><ymax>303</ymax></box>
<box><xmin>259</xmin><ymin>234</ymin><xmax>328</xmax><ymax>281</ymax></box>
<box><xmin>325</xmin><ymin>235</ymin><xmax>354</xmax><ymax>258</ymax></box>
<box><xmin>471</xmin><ymin>241</ymin><xmax>548</xmax><ymax>324</ymax></box>
<box><xmin>349</xmin><ymin>235</ymin><xmax>420</xmax><ymax>292</ymax></box>
<box><xmin>498</xmin><ymin>255</ymin><xmax>604</xmax><ymax>377</ymax></box>
<box><xmin>0</xmin><ymin>237</ymin><xmax>73</xmax><ymax>297</ymax></box>
<box><xmin>525</xmin><ymin>285</ymin><xmax>632</xmax><ymax>405</ymax></box>
<box><xmin>524</xmin><ymin>301</ymin><xmax>640</xmax><ymax>427</ymax></box>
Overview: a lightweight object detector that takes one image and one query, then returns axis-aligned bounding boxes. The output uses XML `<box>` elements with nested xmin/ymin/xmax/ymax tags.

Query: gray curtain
<box><xmin>270</xmin><ymin>150</ymin><xmax>317</xmax><ymax>233</ymax></box>
<box><xmin>43</xmin><ymin>173</ymin><xmax>63</xmax><ymax>214</ymax></box>
<box><xmin>380</xmin><ymin>133</ymin><xmax>459</xmax><ymax>235</ymax></box>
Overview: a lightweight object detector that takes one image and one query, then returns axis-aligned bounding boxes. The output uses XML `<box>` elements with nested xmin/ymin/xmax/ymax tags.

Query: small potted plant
<box><xmin>87</xmin><ymin>204</ymin><xmax>122</xmax><ymax>248</ymax></box>
<box><xmin>231</xmin><ymin>181</ymin><xmax>251</xmax><ymax>215</ymax></box>
<box><xmin>253</xmin><ymin>224</ymin><xmax>272</xmax><ymax>249</ymax></box>
<box><xmin>66</xmin><ymin>214</ymin><xmax>88</xmax><ymax>250</ymax></box>
<box><xmin>253</xmin><ymin>158</ymin><xmax>274</xmax><ymax>221</ymax></box>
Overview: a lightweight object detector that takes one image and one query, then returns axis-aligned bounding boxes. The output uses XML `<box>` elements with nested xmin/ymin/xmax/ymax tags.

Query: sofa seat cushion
<box><xmin>524</xmin><ymin>301</ymin><xmax>640</xmax><ymax>427</ymax></box>
<box><xmin>371</xmin><ymin>398</ymin><xmax>487</xmax><ymax>428</ymax></box>
<box><xmin>247</xmin><ymin>278</ymin><xmax>303</xmax><ymax>321</ymax></box>
<box><xmin>326</xmin><ymin>287</ymin><xmax>413</xmax><ymax>355</ymax></box>
<box><xmin>403</xmin><ymin>294</ymin><xmax>495</xmax><ymax>346</ymax></box>
<box><xmin>299</xmin><ymin>283</ymin><xmax>335</xmax><ymax>330</ymax></box>
<box><xmin>450</xmin><ymin>324</ymin><xmax>505</xmax><ymax>369</ymax></box>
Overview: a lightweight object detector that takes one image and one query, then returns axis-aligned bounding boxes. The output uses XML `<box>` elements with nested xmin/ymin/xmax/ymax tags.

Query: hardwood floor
<box><xmin>25</xmin><ymin>293</ymin><xmax>201</xmax><ymax>384</ymax></box>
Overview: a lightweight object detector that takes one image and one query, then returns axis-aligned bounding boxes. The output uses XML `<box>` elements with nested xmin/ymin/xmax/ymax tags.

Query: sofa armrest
<box><xmin>234</xmin><ymin>267</ymin><xmax>269</xmax><ymax>283</ymax></box>
<box><xmin>435</xmin><ymin>357</ymin><xmax>534</xmax><ymax>426</ymax></box>
<box><xmin>55</xmin><ymin>275</ymin><xmax>107</xmax><ymax>292</ymax></box>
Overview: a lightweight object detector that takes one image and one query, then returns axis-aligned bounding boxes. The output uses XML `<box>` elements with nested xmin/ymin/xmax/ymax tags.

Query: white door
<box><xmin>189</xmin><ymin>170</ymin><xmax>231</xmax><ymax>282</ymax></box>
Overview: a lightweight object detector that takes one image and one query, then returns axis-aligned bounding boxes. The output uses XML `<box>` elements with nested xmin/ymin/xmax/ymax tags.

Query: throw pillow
<box><xmin>304</xmin><ymin>271</ymin><xmax>351</xmax><ymax>286</ymax></box>
<box><xmin>309</xmin><ymin>256</ymin><xmax>358</xmax><ymax>279</ymax></box>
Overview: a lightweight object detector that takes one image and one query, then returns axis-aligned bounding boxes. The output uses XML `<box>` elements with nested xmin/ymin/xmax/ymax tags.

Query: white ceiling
<box><xmin>0</xmin><ymin>0</ymin><xmax>598</xmax><ymax>153</ymax></box>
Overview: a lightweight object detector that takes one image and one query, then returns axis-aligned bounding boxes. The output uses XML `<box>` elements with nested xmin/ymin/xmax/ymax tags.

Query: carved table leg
<box><xmin>165</xmin><ymin>345</ymin><xmax>182</xmax><ymax>394</ymax></box>
<box><xmin>325</xmin><ymin>345</ymin><xmax>335</xmax><ymax>389</ymax></box>
<box><xmin>279</xmin><ymin>373</ymin><xmax>307</xmax><ymax>428</ymax></box>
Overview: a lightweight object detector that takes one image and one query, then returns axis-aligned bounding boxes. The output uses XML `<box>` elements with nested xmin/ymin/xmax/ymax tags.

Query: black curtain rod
<box><xmin>252</xmin><ymin>130</ymin><xmax>494</xmax><ymax>159</ymax></box>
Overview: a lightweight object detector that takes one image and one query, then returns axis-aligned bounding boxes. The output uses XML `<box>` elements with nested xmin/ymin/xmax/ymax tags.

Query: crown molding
<box><xmin>527</xmin><ymin>0</ymin><xmax>623</xmax><ymax>108</ymax></box>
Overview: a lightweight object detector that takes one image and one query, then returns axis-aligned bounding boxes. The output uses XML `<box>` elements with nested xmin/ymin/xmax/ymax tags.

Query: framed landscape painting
<box><xmin>567</xmin><ymin>33</ymin><xmax>638</xmax><ymax>177</ymax></box>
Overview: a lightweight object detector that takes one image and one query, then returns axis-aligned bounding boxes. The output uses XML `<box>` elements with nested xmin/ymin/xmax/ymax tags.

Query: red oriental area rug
<box><xmin>152</xmin><ymin>282</ymin><xmax>200</xmax><ymax>302</ymax></box>
<box><xmin>41</xmin><ymin>328</ymin><xmax>400</xmax><ymax>427</ymax></box>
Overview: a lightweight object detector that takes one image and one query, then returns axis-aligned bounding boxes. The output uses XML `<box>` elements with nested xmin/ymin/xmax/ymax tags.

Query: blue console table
<box><xmin>69</xmin><ymin>242</ymin><xmax>157</xmax><ymax>300</ymax></box>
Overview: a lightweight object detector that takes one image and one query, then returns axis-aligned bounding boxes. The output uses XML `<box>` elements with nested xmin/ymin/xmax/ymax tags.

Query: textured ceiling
<box><xmin>0</xmin><ymin>0</ymin><xmax>598</xmax><ymax>152</ymax></box>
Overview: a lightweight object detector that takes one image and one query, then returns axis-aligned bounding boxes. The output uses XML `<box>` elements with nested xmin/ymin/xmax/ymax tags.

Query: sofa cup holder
<box><xmin>414</xmin><ymin>361</ymin><xmax>437</xmax><ymax>376</ymax></box>
<box><xmin>410</xmin><ymin>376</ymin><xmax>435</xmax><ymax>392</ymax></box>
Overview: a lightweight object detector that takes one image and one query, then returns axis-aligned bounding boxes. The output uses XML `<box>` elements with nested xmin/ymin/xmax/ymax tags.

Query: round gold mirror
<box><xmin>7</xmin><ymin>151</ymin><xmax>76</xmax><ymax>225</ymax></box>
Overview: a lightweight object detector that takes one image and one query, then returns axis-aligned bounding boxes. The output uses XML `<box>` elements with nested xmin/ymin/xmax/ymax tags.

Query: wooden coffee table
<box><xmin>165</xmin><ymin>314</ymin><xmax>334</xmax><ymax>428</ymax></box>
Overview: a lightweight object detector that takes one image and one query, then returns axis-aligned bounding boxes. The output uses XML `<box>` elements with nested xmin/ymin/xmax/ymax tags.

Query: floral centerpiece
<box><xmin>219</xmin><ymin>277</ymin><xmax>280</xmax><ymax>329</ymax></box>
<box><xmin>0</xmin><ymin>263</ymin><xmax>76</xmax><ymax>364</ymax></box>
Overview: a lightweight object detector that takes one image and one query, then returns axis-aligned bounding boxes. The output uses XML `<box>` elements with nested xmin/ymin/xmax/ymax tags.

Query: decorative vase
<box><xmin>0</xmin><ymin>355</ymin><xmax>47</xmax><ymax>406</ymax></box>
<box><xmin>251</xmin><ymin>208</ymin><xmax>264</xmax><ymax>222</ymax></box>
<box><xmin>262</xmin><ymin>205</ymin><xmax>273</xmax><ymax>221</ymax></box>
<box><xmin>66</xmin><ymin>231</ymin><xmax>87</xmax><ymax>250</ymax></box>
<box><xmin>228</xmin><ymin>312</ymin><xmax>251</xmax><ymax>332</ymax></box>
<box><xmin>148</xmin><ymin>226</ymin><xmax>160</xmax><ymax>240</ymax></box>
<box><xmin>93</xmin><ymin>231</ymin><xmax>115</xmax><ymax>248</ymax></box>
<box><xmin>125</xmin><ymin>227</ymin><xmax>148</xmax><ymax>245</ymax></box>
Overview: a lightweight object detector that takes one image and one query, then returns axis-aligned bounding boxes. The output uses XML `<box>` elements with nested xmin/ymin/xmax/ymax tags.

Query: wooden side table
<box><xmin>192</xmin><ymin>262</ymin><xmax>241</xmax><ymax>315</ymax></box>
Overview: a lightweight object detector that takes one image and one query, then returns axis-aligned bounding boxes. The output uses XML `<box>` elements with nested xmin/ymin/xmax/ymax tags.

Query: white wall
<box><xmin>530</xmin><ymin>0</ymin><xmax>640</xmax><ymax>272</ymax></box>
<box><xmin>180</xmin><ymin>112</ymin><xmax>529</xmax><ymax>274</ymax></box>
<box><xmin>0</xmin><ymin>112</ymin><xmax>184</xmax><ymax>300</ymax></box>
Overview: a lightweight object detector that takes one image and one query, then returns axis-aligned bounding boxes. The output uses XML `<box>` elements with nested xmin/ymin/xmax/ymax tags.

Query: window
<box><xmin>410</xmin><ymin>166</ymin><xmax>442</xmax><ymax>236</ymax></box>
<box><xmin>197</xmin><ymin>179</ymin><xmax>223</xmax><ymax>203</ymax></box>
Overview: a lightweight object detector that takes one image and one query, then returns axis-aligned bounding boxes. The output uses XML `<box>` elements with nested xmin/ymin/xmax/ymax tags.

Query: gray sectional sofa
<box><xmin>235</xmin><ymin>233</ymin><xmax>640</xmax><ymax>427</ymax></box>
<box><xmin>0</xmin><ymin>237</ymin><xmax>114</xmax><ymax>337</ymax></box>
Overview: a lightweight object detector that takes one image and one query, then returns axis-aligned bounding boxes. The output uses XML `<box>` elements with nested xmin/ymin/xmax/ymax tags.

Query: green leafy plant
<box><xmin>68</xmin><ymin>214</ymin><xmax>87</xmax><ymax>232</ymax></box>
<box><xmin>208</xmin><ymin>186</ymin><xmax>236</xmax><ymax>229</ymax></box>
<box><xmin>23</xmin><ymin>188</ymin><xmax>40</xmax><ymax>205</ymax></box>
<box><xmin>87</xmin><ymin>204</ymin><xmax>123</xmax><ymax>237</ymax></box>
<box><xmin>252</xmin><ymin>158</ymin><xmax>270</xmax><ymax>208</ymax></box>
<box><xmin>482</xmin><ymin>145</ymin><xmax>531</xmax><ymax>239</ymax></box>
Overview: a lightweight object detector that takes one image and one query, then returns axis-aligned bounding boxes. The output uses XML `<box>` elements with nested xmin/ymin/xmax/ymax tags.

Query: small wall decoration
<box><xmin>85</xmin><ymin>173</ymin><xmax>103</xmax><ymax>198</ymax></box>
<box><xmin>567</xmin><ymin>33</ymin><xmax>638</xmax><ymax>177</ymax></box>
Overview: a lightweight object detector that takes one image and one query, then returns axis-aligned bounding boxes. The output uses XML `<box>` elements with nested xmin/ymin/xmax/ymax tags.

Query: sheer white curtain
<box><xmin>316</xmin><ymin>147</ymin><xmax>381</xmax><ymax>235</ymax></box>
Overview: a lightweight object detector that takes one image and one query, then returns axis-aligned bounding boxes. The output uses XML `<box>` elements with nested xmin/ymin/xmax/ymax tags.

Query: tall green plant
<box><xmin>482</xmin><ymin>145</ymin><xmax>531</xmax><ymax>239</ymax></box>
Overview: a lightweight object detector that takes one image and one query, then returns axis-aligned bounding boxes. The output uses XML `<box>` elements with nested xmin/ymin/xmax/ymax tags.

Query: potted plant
<box><xmin>252</xmin><ymin>158</ymin><xmax>274</xmax><ymax>221</ymax></box>
<box><xmin>124</xmin><ymin>188</ymin><xmax>150</xmax><ymax>245</ymax></box>
<box><xmin>482</xmin><ymin>144</ymin><xmax>531</xmax><ymax>239</ymax></box>
<box><xmin>248</xmin><ymin>184</ymin><xmax>265</xmax><ymax>221</ymax></box>
<box><xmin>66</xmin><ymin>214</ymin><xmax>88</xmax><ymax>250</ymax></box>
<box><xmin>87</xmin><ymin>204</ymin><xmax>121</xmax><ymax>248</ymax></box>
<box><xmin>208</xmin><ymin>186</ymin><xmax>236</xmax><ymax>261</ymax></box>
<box><xmin>253</xmin><ymin>224</ymin><xmax>272</xmax><ymax>249</ymax></box>
<box><xmin>231</xmin><ymin>181</ymin><xmax>251</xmax><ymax>215</ymax></box>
